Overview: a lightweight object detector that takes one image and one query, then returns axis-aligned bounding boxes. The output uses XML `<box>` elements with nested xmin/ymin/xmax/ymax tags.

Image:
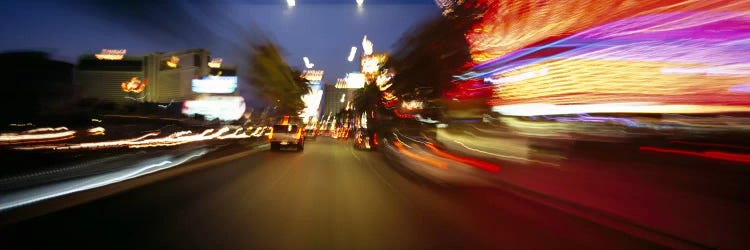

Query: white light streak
<box><xmin>303</xmin><ymin>57</ymin><xmax>314</xmax><ymax>68</ymax></box>
<box><xmin>347</xmin><ymin>47</ymin><xmax>357</xmax><ymax>62</ymax></box>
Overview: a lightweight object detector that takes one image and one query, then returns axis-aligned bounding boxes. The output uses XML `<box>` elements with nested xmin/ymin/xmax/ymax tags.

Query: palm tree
<box><xmin>353</xmin><ymin>82</ymin><xmax>382</xmax><ymax>115</ymax></box>
<box><xmin>247</xmin><ymin>43</ymin><xmax>308</xmax><ymax>116</ymax></box>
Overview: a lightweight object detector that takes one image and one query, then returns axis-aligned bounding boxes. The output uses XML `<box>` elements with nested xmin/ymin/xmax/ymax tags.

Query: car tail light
<box><xmin>373</xmin><ymin>133</ymin><xmax>378</xmax><ymax>145</ymax></box>
<box><xmin>268</xmin><ymin>127</ymin><xmax>274</xmax><ymax>140</ymax></box>
<box><xmin>296</xmin><ymin>128</ymin><xmax>302</xmax><ymax>140</ymax></box>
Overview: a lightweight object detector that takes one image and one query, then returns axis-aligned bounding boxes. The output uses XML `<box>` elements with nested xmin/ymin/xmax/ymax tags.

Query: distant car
<box><xmin>268</xmin><ymin>124</ymin><xmax>304</xmax><ymax>152</ymax></box>
<box><xmin>305</xmin><ymin>128</ymin><xmax>317</xmax><ymax>141</ymax></box>
<box><xmin>353</xmin><ymin>128</ymin><xmax>378</xmax><ymax>150</ymax></box>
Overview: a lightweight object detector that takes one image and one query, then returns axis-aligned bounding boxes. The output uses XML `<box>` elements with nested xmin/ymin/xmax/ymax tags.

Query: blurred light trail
<box><xmin>466</xmin><ymin>0</ymin><xmax>750</xmax><ymax>63</ymax></box>
<box><xmin>451</xmin><ymin>140</ymin><xmax>559</xmax><ymax>167</ymax></box>
<box><xmin>0</xmin><ymin>149</ymin><xmax>208</xmax><ymax>211</ymax></box>
<box><xmin>347</xmin><ymin>46</ymin><xmax>357</xmax><ymax>62</ymax></box>
<box><xmin>0</xmin><ymin>127</ymin><xmax>76</xmax><ymax>145</ymax></box>
<box><xmin>669</xmin><ymin>141</ymin><xmax>750</xmax><ymax>151</ymax></box>
<box><xmin>549</xmin><ymin>114</ymin><xmax>638</xmax><ymax>127</ymax></box>
<box><xmin>492</xmin><ymin>103</ymin><xmax>750</xmax><ymax>116</ymax></box>
<box><xmin>13</xmin><ymin>126</ymin><xmax>252</xmax><ymax>151</ymax></box>
<box><xmin>640</xmin><ymin>146</ymin><xmax>750</xmax><ymax>164</ymax></box>
<box><xmin>464</xmin><ymin>0</ymin><xmax>750</xmax><ymax>115</ymax></box>
<box><xmin>87</xmin><ymin>127</ymin><xmax>105</xmax><ymax>135</ymax></box>
<box><xmin>424</xmin><ymin>143</ymin><xmax>500</xmax><ymax>173</ymax></box>
<box><xmin>392</xmin><ymin>141</ymin><xmax>448</xmax><ymax>169</ymax></box>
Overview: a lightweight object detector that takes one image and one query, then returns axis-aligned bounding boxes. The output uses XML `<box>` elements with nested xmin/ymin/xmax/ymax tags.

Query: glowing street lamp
<box><xmin>356</xmin><ymin>0</ymin><xmax>364</xmax><ymax>7</ymax></box>
<box><xmin>287</xmin><ymin>0</ymin><xmax>295</xmax><ymax>7</ymax></box>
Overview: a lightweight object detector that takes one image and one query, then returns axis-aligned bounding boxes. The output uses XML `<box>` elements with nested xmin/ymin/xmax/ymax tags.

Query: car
<box><xmin>304</xmin><ymin>128</ymin><xmax>317</xmax><ymax>141</ymax></box>
<box><xmin>353</xmin><ymin>128</ymin><xmax>378</xmax><ymax>150</ymax></box>
<box><xmin>268</xmin><ymin>124</ymin><xmax>304</xmax><ymax>152</ymax></box>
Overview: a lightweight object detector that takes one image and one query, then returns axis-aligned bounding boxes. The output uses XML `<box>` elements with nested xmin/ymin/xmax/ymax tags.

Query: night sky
<box><xmin>0</xmin><ymin>1</ymin><xmax>439</xmax><ymax>84</ymax></box>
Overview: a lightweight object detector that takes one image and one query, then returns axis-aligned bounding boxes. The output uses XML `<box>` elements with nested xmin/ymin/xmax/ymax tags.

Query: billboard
<box><xmin>191</xmin><ymin>76</ymin><xmax>238</xmax><ymax>94</ymax></box>
<box><xmin>182</xmin><ymin>96</ymin><xmax>246</xmax><ymax>121</ymax></box>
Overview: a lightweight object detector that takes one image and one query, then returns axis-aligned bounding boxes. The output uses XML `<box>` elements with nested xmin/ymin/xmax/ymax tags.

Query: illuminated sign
<box><xmin>301</xmin><ymin>70</ymin><xmax>324</xmax><ymax>81</ymax></box>
<box><xmin>166</xmin><ymin>55</ymin><xmax>180</xmax><ymax>68</ymax></box>
<box><xmin>95</xmin><ymin>49</ymin><xmax>126</xmax><ymax>60</ymax></box>
<box><xmin>208</xmin><ymin>58</ymin><xmax>223</xmax><ymax>68</ymax></box>
<box><xmin>121</xmin><ymin>77</ymin><xmax>147</xmax><ymax>93</ymax></box>
<box><xmin>303</xmin><ymin>57</ymin><xmax>314</xmax><ymax>69</ymax></box>
<box><xmin>341</xmin><ymin>72</ymin><xmax>365</xmax><ymax>88</ymax></box>
<box><xmin>335</xmin><ymin>78</ymin><xmax>347</xmax><ymax>88</ymax></box>
<box><xmin>362</xmin><ymin>35</ymin><xmax>373</xmax><ymax>56</ymax></box>
<box><xmin>301</xmin><ymin>88</ymin><xmax>324</xmax><ymax>120</ymax></box>
<box><xmin>361</xmin><ymin>53</ymin><xmax>387</xmax><ymax>75</ymax></box>
<box><xmin>182</xmin><ymin>96</ymin><xmax>246</xmax><ymax>121</ymax></box>
<box><xmin>191</xmin><ymin>76</ymin><xmax>238</xmax><ymax>94</ymax></box>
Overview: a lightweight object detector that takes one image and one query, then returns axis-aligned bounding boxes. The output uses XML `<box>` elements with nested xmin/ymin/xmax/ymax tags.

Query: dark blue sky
<box><xmin>0</xmin><ymin>1</ymin><xmax>439</xmax><ymax>83</ymax></box>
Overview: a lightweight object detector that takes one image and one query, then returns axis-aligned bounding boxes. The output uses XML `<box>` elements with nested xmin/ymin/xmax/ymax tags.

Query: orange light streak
<box><xmin>424</xmin><ymin>143</ymin><xmax>500</xmax><ymax>172</ymax></box>
<box><xmin>393</xmin><ymin>141</ymin><xmax>448</xmax><ymax>169</ymax></box>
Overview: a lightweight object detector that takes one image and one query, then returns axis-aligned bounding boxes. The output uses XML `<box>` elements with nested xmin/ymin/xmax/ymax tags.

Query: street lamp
<box><xmin>287</xmin><ymin>0</ymin><xmax>295</xmax><ymax>7</ymax></box>
<box><xmin>356</xmin><ymin>0</ymin><xmax>364</xmax><ymax>7</ymax></box>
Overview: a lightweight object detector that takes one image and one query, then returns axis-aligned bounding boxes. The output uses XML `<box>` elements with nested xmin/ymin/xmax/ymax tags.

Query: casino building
<box><xmin>77</xmin><ymin>49</ymin><xmax>211</xmax><ymax>104</ymax></box>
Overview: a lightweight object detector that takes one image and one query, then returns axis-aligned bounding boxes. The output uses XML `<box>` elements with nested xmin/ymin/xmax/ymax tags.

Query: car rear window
<box><xmin>273</xmin><ymin>125</ymin><xmax>298</xmax><ymax>133</ymax></box>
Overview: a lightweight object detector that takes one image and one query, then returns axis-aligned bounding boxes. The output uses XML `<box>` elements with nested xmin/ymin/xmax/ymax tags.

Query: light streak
<box><xmin>303</xmin><ymin>57</ymin><xmax>314</xmax><ymax>68</ymax></box>
<box><xmin>347</xmin><ymin>46</ymin><xmax>357</xmax><ymax>62</ymax></box>
<box><xmin>424</xmin><ymin>143</ymin><xmax>500</xmax><ymax>172</ymax></box>
<box><xmin>465</xmin><ymin>1</ymin><xmax>750</xmax><ymax>114</ymax></box>
<box><xmin>492</xmin><ymin>103</ymin><xmax>750</xmax><ymax>116</ymax></box>
<box><xmin>0</xmin><ymin>149</ymin><xmax>208</xmax><ymax>211</ymax></box>
<box><xmin>640</xmin><ymin>146</ymin><xmax>750</xmax><ymax>164</ymax></box>
<box><xmin>393</xmin><ymin>141</ymin><xmax>448</xmax><ymax>169</ymax></box>
<box><xmin>452</xmin><ymin>140</ymin><xmax>559</xmax><ymax>166</ymax></box>
<box><xmin>14</xmin><ymin>126</ymin><xmax>253</xmax><ymax>151</ymax></box>
<box><xmin>0</xmin><ymin>130</ymin><xmax>76</xmax><ymax>144</ymax></box>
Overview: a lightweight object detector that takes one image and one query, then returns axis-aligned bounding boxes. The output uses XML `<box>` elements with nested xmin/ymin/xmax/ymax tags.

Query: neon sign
<box><xmin>301</xmin><ymin>70</ymin><xmax>324</xmax><ymax>81</ymax></box>
<box><xmin>166</xmin><ymin>55</ymin><xmax>180</xmax><ymax>68</ymax></box>
<box><xmin>121</xmin><ymin>77</ymin><xmax>147</xmax><ymax>93</ymax></box>
<box><xmin>95</xmin><ymin>49</ymin><xmax>126</xmax><ymax>60</ymax></box>
<box><xmin>208</xmin><ymin>58</ymin><xmax>222</xmax><ymax>68</ymax></box>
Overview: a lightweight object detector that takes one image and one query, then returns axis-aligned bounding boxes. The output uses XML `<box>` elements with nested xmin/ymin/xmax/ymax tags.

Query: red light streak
<box><xmin>640</xmin><ymin>146</ymin><xmax>750</xmax><ymax>164</ymax></box>
<box><xmin>424</xmin><ymin>143</ymin><xmax>500</xmax><ymax>172</ymax></box>
<box><xmin>669</xmin><ymin>140</ymin><xmax>750</xmax><ymax>151</ymax></box>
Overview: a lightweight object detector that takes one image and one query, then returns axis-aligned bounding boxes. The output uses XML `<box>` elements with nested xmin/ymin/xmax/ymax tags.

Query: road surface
<box><xmin>0</xmin><ymin>138</ymin><xmax>662</xmax><ymax>249</ymax></box>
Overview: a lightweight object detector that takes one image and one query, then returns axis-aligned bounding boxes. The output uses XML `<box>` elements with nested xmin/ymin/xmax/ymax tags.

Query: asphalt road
<box><xmin>0</xmin><ymin>138</ymin><xmax>663</xmax><ymax>249</ymax></box>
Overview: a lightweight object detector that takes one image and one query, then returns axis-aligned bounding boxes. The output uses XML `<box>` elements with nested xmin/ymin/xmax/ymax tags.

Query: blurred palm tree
<box><xmin>353</xmin><ymin>82</ymin><xmax>382</xmax><ymax>115</ymax></box>
<box><xmin>247</xmin><ymin>43</ymin><xmax>309</xmax><ymax>116</ymax></box>
<box><xmin>387</xmin><ymin>0</ymin><xmax>484</xmax><ymax>100</ymax></box>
